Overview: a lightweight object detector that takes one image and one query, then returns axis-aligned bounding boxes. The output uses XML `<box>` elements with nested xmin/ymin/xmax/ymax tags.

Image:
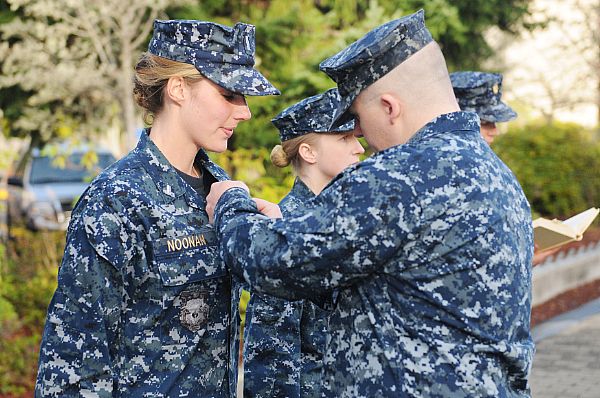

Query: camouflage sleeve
<box><xmin>36</xmin><ymin>199</ymin><xmax>134</xmax><ymax>397</ymax></box>
<box><xmin>242</xmin><ymin>293</ymin><xmax>303</xmax><ymax>397</ymax></box>
<box><xmin>215</xmin><ymin>169</ymin><xmax>409</xmax><ymax>300</ymax></box>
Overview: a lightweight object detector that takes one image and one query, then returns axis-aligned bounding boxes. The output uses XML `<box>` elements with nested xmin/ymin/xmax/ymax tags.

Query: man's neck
<box><xmin>400</xmin><ymin>101</ymin><xmax>461</xmax><ymax>145</ymax></box>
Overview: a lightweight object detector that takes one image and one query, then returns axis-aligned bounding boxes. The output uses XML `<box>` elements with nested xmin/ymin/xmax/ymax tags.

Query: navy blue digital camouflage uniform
<box><xmin>36</xmin><ymin>131</ymin><xmax>232</xmax><ymax>397</ymax></box>
<box><xmin>35</xmin><ymin>19</ymin><xmax>278</xmax><ymax>398</ymax></box>
<box><xmin>279</xmin><ymin>179</ymin><xmax>333</xmax><ymax>398</ymax></box>
<box><xmin>214</xmin><ymin>10</ymin><xmax>534</xmax><ymax>398</ymax></box>
<box><xmin>239</xmin><ymin>88</ymin><xmax>353</xmax><ymax>398</ymax></box>
<box><xmin>450</xmin><ymin>71</ymin><xmax>517</xmax><ymax>124</ymax></box>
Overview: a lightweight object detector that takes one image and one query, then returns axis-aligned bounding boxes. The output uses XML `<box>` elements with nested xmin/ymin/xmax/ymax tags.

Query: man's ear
<box><xmin>165</xmin><ymin>76</ymin><xmax>186</xmax><ymax>105</ymax></box>
<box><xmin>380</xmin><ymin>93</ymin><xmax>402</xmax><ymax>124</ymax></box>
<box><xmin>298</xmin><ymin>142</ymin><xmax>318</xmax><ymax>164</ymax></box>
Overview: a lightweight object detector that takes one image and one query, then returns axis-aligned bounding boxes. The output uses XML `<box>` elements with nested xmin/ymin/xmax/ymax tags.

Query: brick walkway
<box><xmin>530</xmin><ymin>298</ymin><xmax>600</xmax><ymax>398</ymax></box>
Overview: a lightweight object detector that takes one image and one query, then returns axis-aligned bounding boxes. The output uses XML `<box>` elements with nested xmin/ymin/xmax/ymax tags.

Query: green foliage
<box><xmin>493</xmin><ymin>122</ymin><xmax>600</xmax><ymax>218</ymax></box>
<box><xmin>0</xmin><ymin>244</ymin><xmax>18</xmax><ymax>330</ymax></box>
<box><xmin>211</xmin><ymin>147</ymin><xmax>295</xmax><ymax>203</ymax></box>
<box><xmin>0</xmin><ymin>227</ymin><xmax>63</xmax><ymax>395</ymax></box>
<box><xmin>0</xmin><ymin>0</ymin><xmax>535</xmax><ymax>149</ymax></box>
<box><xmin>427</xmin><ymin>0</ymin><xmax>534</xmax><ymax>70</ymax></box>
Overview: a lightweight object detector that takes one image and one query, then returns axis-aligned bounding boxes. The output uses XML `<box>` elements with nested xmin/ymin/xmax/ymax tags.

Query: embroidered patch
<box><xmin>178</xmin><ymin>290</ymin><xmax>209</xmax><ymax>332</ymax></box>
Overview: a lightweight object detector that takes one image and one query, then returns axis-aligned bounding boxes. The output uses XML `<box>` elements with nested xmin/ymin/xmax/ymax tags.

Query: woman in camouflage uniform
<box><xmin>238</xmin><ymin>88</ymin><xmax>364</xmax><ymax>398</ymax></box>
<box><xmin>35</xmin><ymin>20</ymin><xmax>278</xmax><ymax>397</ymax></box>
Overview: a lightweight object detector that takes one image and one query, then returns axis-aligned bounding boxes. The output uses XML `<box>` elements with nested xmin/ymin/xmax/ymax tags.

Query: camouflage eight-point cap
<box><xmin>319</xmin><ymin>9</ymin><xmax>432</xmax><ymax>127</ymax></box>
<box><xmin>271</xmin><ymin>88</ymin><xmax>355</xmax><ymax>142</ymax></box>
<box><xmin>450</xmin><ymin>71</ymin><xmax>517</xmax><ymax>123</ymax></box>
<box><xmin>149</xmin><ymin>19</ymin><xmax>280</xmax><ymax>96</ymax></box>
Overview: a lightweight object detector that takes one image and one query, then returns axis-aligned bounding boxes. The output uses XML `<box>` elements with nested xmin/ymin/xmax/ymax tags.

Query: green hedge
<box><xmin>0</xmin><ymin>228</ymin><xmax>62</xmax><ymax>396</ymax></box>
<box><xmin>493</xmin><ymin>122</ymin><xmax>600</xmax><ymax>218</ymax></box>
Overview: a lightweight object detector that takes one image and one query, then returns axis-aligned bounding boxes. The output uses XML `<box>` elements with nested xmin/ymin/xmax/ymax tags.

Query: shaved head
<box><xmin>352</xmin><ymin>42</ymin><xmax>459</xmax><ymax>149</ymax></box>
<box><xmin>360</xmin><ymin>42</ymin><xmax>456</xmax><ymax>115</ymax></box>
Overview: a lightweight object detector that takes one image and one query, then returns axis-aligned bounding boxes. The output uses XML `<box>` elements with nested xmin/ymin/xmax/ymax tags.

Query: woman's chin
<box><xmin>203</xmin><ymin>142</ymin><xmax>229</xmax><ymax>153</ymax></box>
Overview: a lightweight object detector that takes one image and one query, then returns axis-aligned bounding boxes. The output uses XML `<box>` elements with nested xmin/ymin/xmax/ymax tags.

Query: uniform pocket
<box><xmin>152</xmin><ymin>227</ymin><xmax>229</xmax><ymax>344</ymax></box>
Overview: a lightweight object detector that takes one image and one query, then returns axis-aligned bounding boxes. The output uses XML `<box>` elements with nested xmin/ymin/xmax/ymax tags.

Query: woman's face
<box><xmin>314</xmin><ymin>132</ymin><xmax>365</xmax><ymax>179</ymax></box>
<box><xmin>480</xmin><ymin>121</ymin><xmax>498</xmax><ymax>144</ymax></box>
<box><xmin>181</xmin><ymin>78</ymin><xmax>251</xmax><ymax>152</ymax></box>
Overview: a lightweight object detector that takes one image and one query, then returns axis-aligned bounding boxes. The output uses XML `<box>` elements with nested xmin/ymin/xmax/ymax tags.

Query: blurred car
<box><xmin>6</xmin><ymin>147</ymin><xmax>116</xmax><ymax>231</ymax></box>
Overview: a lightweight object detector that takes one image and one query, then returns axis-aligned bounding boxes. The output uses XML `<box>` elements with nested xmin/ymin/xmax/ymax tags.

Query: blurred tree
<box><xmin>294</xmin><ymin>0</ymin><xmax>534</xmax><ymax>69</ymax></box>
<box><xmin>488</xmin><ymin>0</ymin><xmax>598</xmax><ymax>127</ymax></box>
<box><xmin>545</xmin><ymin>0</ymin><xmax>599</xmax><ymax>124</ymax></box>
<box><xmin>493</xmin><ymin>122</ymin><xmax>600</xmax><ymax>218</ymax></box>
<box><xmin>0</xmin><ymin>0</ymin><xmax>192</xmax><ymax>152</ymax></box>
<box><xmin>0</xmin><ymin>0</ymin><xmax>535</xmax><ymax>152</ymax></box>
<box><xmin>428</xmin><ymin>0</ymin><xmax>534</xmax><ymax>70</ymax></box>
<box><xmin>0</xmin><ymin>0</ymin><xmax>34</xmax><ymax>146</ymax></box>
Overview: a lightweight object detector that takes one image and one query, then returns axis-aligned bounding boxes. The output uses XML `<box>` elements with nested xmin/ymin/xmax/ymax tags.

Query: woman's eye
<box><xmin>222</xmin><ymin>92</ymin><xmax>246</xmax><ymax>104</ymax></box>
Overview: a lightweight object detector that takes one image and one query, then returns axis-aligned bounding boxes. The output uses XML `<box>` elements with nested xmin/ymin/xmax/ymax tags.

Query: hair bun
<box><xmin>270</xmin><ymin>144</ymin><xmax>290</xmax><ymax>167</ymax></box>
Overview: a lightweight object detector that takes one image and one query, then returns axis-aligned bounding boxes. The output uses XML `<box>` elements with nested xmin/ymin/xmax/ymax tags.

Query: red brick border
<box><xmin>531</xmin><ymin>278</ymin><xmax>600</xmax><ymax>327</ymax></box>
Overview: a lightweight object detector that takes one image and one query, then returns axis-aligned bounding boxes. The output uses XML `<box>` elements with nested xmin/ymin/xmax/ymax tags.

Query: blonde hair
<box><xmin>133</xmin><ymin>52</ymin><xmax>204</xmax><ymax>125</ymax></box>
<box><xmin>270</xmin><ymin>133</ymin><xmax>320</xmax><ymax>173</ymax></box>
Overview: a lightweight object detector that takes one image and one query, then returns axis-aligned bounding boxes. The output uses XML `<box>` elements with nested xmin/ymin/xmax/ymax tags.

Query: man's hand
<box><xmin>206</xmin><ymin>181</ymin><xmax>250</xmax><ymax>223</ymax></box>
<box><xmin>253</xmin><ymin>198</ymin><xmax>282</xmax><ymax>219</ymax></box>
<box><xmin>532</xmin><ymin>244</ymin><xmax>561</xmax><ymax>266</ymax></box>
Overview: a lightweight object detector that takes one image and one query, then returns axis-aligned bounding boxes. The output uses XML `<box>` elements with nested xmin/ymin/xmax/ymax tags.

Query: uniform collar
<box><xmin>290</xmin><ymin>177</ymin><xmax>316</xmax><ymax>200</ymax></box>
<box><xmin>195</xmin><ymin>148</ymin><xmax>230</xmax><ymax>182</ymax></box>
<box><xmin>406</xmin><ymin>111</ymin><xmax>480</xmax><ymax>146</ymax></box>
<box><xmin>134</xmin><ymin>129</ymin><xmax>230</xmax><ymax>208</ymax></box>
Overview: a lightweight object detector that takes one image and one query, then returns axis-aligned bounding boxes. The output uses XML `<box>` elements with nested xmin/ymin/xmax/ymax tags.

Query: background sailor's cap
<box><xmin>450</xmin><ymin>71</ymin><xmax>517</xmax><ymax>123</ymax></box>
<box><xmin>272</xmin><ymin>88</ymin><xmax>355</xmax><ymax>142</ymax></box>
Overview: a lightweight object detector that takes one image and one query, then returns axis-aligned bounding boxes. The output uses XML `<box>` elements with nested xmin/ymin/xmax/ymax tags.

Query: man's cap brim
<box><xmin>328</xmin><ymin>89</ymin><xmax>359</xmax><ymax>129</ymax></box>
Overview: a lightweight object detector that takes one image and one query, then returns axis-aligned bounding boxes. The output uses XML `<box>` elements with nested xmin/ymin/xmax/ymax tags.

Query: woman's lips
<box><xmin>222</xmin><ymin>127</ymin><xmax>234</xmax><ymax>138</ymax></box>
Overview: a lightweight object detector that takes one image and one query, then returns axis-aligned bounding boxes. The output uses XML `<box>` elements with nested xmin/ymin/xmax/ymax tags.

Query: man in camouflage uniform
<box><xmin>450</xmin><ymin>71</ymin><xmax>517</xmax><ymax>145</ymax></box>
<box><xmin>35</xmin><ymin>20</ymin><xmax>279</xmax><ymax>397</ymax></box>
<box><xmin>240</xmin><ymin>89</ymin><xmax>355</xmax><ymax>397</ymax></box>
<box><xmin>208</xmin><ymin>9</ymin><xmax>534</xmax><ymax>398</ymax></box>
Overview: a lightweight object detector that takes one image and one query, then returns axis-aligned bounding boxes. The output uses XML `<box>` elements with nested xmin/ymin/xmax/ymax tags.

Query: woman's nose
<box><xmin>235</xmin><ymin>103</ymin><xmax>252</xmax><ymax>121</ymax></box>
<box><xmin>354</xmin><ymin>138</ymin><xmax>365</xmax><ymax>154</ymax></box>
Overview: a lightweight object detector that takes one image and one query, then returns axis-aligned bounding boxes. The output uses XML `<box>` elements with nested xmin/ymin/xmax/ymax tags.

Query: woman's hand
<box><xmin>253</xmin><ymin>198</ymin><xmax>282</xmax><ymax>219</ymax></box>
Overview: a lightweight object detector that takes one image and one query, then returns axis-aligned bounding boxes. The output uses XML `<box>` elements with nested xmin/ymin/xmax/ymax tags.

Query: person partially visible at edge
<box><xmin>450</xmin><ymin>71</ymin><xmax>517</xmax><ymax>145</ymax></box>
<box><xmin>206</xmin><ymin>9</ymin><xmax>534</xmax><ymax>398</ymax></box>
<box><xmin>450</xmin><ymin>71</ymin><xmax>556</xmax><ymax>265</ymax></box>
<box><xmin>236</xmin><ymin>88</ymin><xmax>364</xmax><ymax>398</ymax></box>
<box><xmin>35</xmin><ymin>20</ymin><xmax>279</xmax><ymax>397</ymax></box>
